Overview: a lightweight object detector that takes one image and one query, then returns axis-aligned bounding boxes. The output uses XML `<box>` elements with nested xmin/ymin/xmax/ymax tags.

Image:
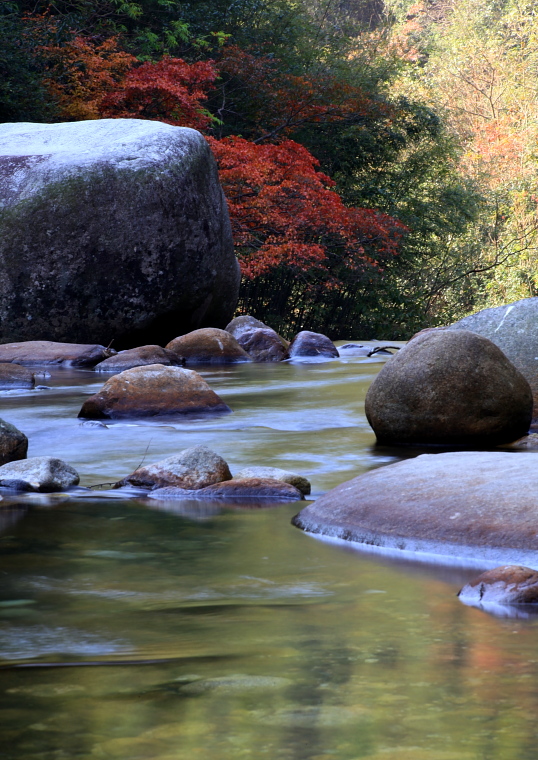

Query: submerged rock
<box><xmin>365</xmin><ymin>329</ymin><xmax>532</xmax><ymax>446</ymax></box>
<box><xmin>0</xmin><ymin>364</ymin><xmax>36</xmax><ymax>389</ymax></box>
<box><xmin>94</xmin><ymin>345</ymin><xmax>183</xmax><ymax>372</ymax></box>
<box><xmin>78</xmin><ymin>364</ymin><xmax>231</xmax><ymax>419</ymax></box>
<box><xmin>288</xmin><ymin>331</ymin><xmax>338</xmax><ymax>359</ymax></box>
<box><xmin>237</xmin><ymin>329</ymin><xmax>288</xmax><ymax>362</ymax></box>
<box><xmin>166</xmin><ymin>328</ymin><xmax>251</xmax><ymax>364</ymax></box>
<box><xmin>235</xmin><ymin>466</ymin><xmax>311</xmax><ymax>495</ymax></box>
<box><xmin>148</xmin><ymin>478</ymin><xmax>304</xmax><ymax>502</ymax></box>
<box><xmin>117</xmin><ymin>445</ymin><xmax>232</xmax><ymax>489</ymax></box>
<box><xmin>292</xmin><ymin>451</ymin><xmax>538</xmax><ymax>566</ymax></box>
<box><xmin>0</xmin><ymin>419</ymin><xmax>27</xmax><ymax>465</ymax></box>
<box><xmin>0</xmin><ymin>341</ymin><xmax>112</xmax><ymax>367</ymax></box>
<box><xmin>0</xmin><ymin>457</ymin><xmax>79</xmax><ymax>492</ymax></box>
<box><xmin>0</xmin><ymin>119</ymin><xmax>239</xmax><ymax>345</ymax></box>
<box><xmin>459</xmin><ymin>565</ymin><xmax>538</xmax><ymax>607</ymax></box>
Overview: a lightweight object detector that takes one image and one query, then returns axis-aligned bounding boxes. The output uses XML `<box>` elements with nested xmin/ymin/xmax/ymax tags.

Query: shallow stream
<box><xmin>1</xmin><ymin>346</ymin><xmax>538</xmax><ymax>760</ymax></box>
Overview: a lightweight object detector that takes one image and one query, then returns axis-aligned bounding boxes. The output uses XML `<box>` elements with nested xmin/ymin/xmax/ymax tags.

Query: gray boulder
<box><xmin>117</xmin><ymin>445</ymin><xmax>232</xmax><ymax>489</ymax></box>
<box><xmin>365</xmin><ymin>329</ymin><xmax>532</xmax><ymax>446</ymax></box>
<box><xmin>94</xmin><ymin>345</ymin><xmax>182</xmax><ymax>372</ymax></box>
<box><xmin>0</xmin><ymin>120</ymin><xmax>239</xmax><ymax>346</ymax></box>
<box><xmin>166</xmin><ymin>328</ymin><xmax>251</xmax><ymax>364</ymax></box>
<box><xmin>0</xmin><ymin>364</ymin><xmax>36</xmax><ymax>389</ymax></box>
<box><xmin>0</xmin><ymin>418</ymin><xmax>27</xmax><ymax>465</ymax></box>
<box><xmin>148</xmin><ymin>478</ymin><xmax>304</xmax><ymax>502</ymax></box>
<box><xmin>236</xmin><ymin>329</ymin><xmax>288</xmax><ymax>362</ymax></box>
<box><xmin>459</xmin><ymin>565</ymin><xmax>538</xmax><ymax>607</ymax></box>
<box><xmin>226</xmin><ymin>315</ymin><xmax>268</xmax><ymax>339</ymax></box>
<box><xmin>288</xmin><ymin>331</ymin><xmax>338</xmax><ymax>359</ymax></box>
<box><xmin>235</xmin><ymin>466</ymin><xmax>311</xmax><ymax>495</ymax></box>
<box><xmin>0</xmin><ymin>341</ymin><xmax>112</xmax><ymax>367</ymax></box>
<box><xmin>78</xmin><ymin>364</ymin><xmax>231</xmax><ymax>419</ymax></box>
<box><xmin>447</xmin><ymin>298</ymin><xmax>538</xmax><ymax>419</ymax></box>
<box><xmin>0</xmin><ymin>456</ymin><xmax>79</xmax><ymax>492</ymax></box>
<box><xmin>293</xmin><ymin>451</ymin><xmax>538</xmax><ymax>567</ymax></box>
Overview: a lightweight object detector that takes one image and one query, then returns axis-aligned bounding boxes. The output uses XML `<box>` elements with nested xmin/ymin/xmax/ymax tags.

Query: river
<box><xmin>1</xmin><ymin>345</ymin><xmax>537</xmax><ymax>760</ymax></box>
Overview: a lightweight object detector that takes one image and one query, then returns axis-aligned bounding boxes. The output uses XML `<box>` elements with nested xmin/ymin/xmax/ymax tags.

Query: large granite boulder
<box><xmin>0</xmin><ymin>341</ymin><xmax>112</xmax><ymax>367</ymax></box>
<box><xmin>0</xmin><ymin>419</ymin><xmax>27</xmax><ymax>465</ymax></box>
<box><xmin>292</xmin><ymin>451</ymin><xmax>538</xmax><ymax>567</ymax></box>
<box><xmin>0</xmin><ymin>456</ymin><xmax>79</xmax><ymax>492</ymax></box>
<box><xmin>365</xmin><ymin>329</ymin><xmax>532</xmax><ymax>446</ymax></box>
<box><xmin>236</xmin><ymin>329</ymin><xmax>288</xmax><ymax>362</ymax></box>
<box><xmin>94</xmin><ymin>345</ymin><xmax>182</xmax><ymax>372</ymax></box>
<box><xmin>288</xmin><ymin>331</ymin><xmax>338</xmax><ymax>359</ymax></box>
<box><xmin>166</xmin><ymin>328</ymin><xmax>251</xmax><ymax>364</ymax></box>
<box><xmin>447</xmin><ymin>298</ymin><xmax>538</xmax><ymax>419</ymax></box>
<box><xmin>117</xmin><ymin>445</ymin><xmax>232</xmax><ymax>490</ymax></box>
<box><xmin>78</xmin><ymin>364</ymin><xmax>231</xmax><ymax>419</ymax></box>
<box><xmin>0</xmin><ymin>120</ymin><xmax>239</xmax><ymax>346</ymax></box>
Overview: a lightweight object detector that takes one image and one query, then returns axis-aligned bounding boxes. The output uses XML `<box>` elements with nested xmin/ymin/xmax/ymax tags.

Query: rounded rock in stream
<box><xmin>0</xmin><ymin>340</ymin><xmax>113</xmax><ymax>367</ymax></box>
<box><xmin>0</xmin><ymin>456</ymin><xmax>79</xmax><ymax>492</ymax></box>
<box><xmin>0</xmin><ymin>363</ymin><xmax>36</xmax><ymax>389</ymax></box>
<box><xmin>365</xmin><ymin>329</ymin><xmax>532</xmax><ymax>445</ymax></box>
<box><xmin>235</xmin><ymin>466</ymin><xmax>311</xmax><ymax>495</ymax></box>
<box><xmin>459</xmin><ymin>565</ymin><xmax>538</xmax><ymax>607</ymax></box>
<box><xmin>0</xmin><ymin>418</ymin><xmax>28</xmax><ymax>465</ymax></box>
<box><xmin>148</xmin><ymin>477</ymin><xmax>304</xmax><ymax>502</ymax></box>
<box><xmin>117</xmin><ymin>445</ymin><xmax>232</xmax><ymax>490</ymax></box>
<box><xmin>78</xmin><ymin>364</ymin><xmax>231</xmax><ymax>419</ymax></box>
<box><xmin>166</xmin><ymin>328</ymin><xmax>251</xmax><ymax>364</ymax></box>
<box><xmin>288</xmin><ymin>331</ymin><xmax>338</xmax><ymax>359</ymax></box>
<box><xmin>236</xmin><ymin>329</ymin><xmax>289</xmax><ymax>362</ymax></box>
<box><xmin>94</xmin><ymin>345</ymin><xmax>183</xmax><ymax>372</ymax></box>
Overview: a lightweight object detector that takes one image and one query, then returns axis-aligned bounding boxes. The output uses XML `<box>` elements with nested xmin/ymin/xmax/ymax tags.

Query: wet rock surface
<box><xmin>288</xmin><ymin>331</ymin><xmax>339</xmax><ymax>359</ymax></box>
<box><xmin>149</xmin><ymin>477</ymin><xmax>304</xmax><ymax>502</ymax></box>
<box><xmin>0</xmin><ymin>456</ymin><xmax>79</xmax><ymax>492</ymax></box>
<box><xmin>78</xmin><ymin>364</ymin><xmax>231</xmax><ymax>419</ymax></box>
<box><xmin>0</xmin><ymin>341</ymin><xmax>112</xmax><ymax>367</ymax></box>
<box><xmin>458</xmin><ymin>565</ymin><xmax>538</xmax><ymax>606</ymax></box>
<box><xmin>235</xmin><ymin>466</ymin><xmax>311</xmax><ymax>495</ymax></box>
<box><xmin>0</xmin><ymin>120</ymin><xmax>239</xmax><ymax>345</ymax></box>
<box><xmin>0</xmin><ymin>418</ymin><xmax>27</xmax><ymax>465</ymax></box>
<box><xmin>166</xmin><ymin>328</ymin><xmax>251</xmax><ymax>364</ymax></box>
<box><xmin>365</xmin><ymin>329</ymin><xmax>532</xmax><ymax>445</ymax></box>
<box><xmin>0</xmin><ymin>364</ymin><xmax>36</xmax><ymax>388</ymax></box>
<box><xmin>94</xmin><ymin>345</ymin><xmax>183</xmax><ymax>372</ymax></box>
<box><xmin>293</xmin><ymin>451</ymin><xmax>538</xmax><ymax>565</ymax></box>
<box><xmin>236</xmin><ymin>328</ymin><xmax>288</xmax><ymax>362</ymax></box>
<box><xmin>225</xmin><ymin>315</ymin><xmax>268</xmax><ymax>339</ymax></box>
<box><xmin>117</xmin><ymin>445</ymin><xmax>232</xmax><ymax>489</ymax></box>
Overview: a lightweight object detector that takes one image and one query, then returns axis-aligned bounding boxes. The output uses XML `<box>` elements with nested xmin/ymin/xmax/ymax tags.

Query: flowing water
<box><xmin>1</xmin><ymin>345</ymin><xmax>538</xmax><ymax>760</ymax></box>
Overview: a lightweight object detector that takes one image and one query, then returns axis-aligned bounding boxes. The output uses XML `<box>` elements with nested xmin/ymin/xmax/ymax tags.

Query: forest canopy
<box><xmin>1</xmin><ymin>0</ymin><xmax>535</xmax><ymax>338</ymax></box>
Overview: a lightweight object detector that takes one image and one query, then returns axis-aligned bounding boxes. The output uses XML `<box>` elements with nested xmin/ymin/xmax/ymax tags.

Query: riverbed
<box><xmin>1</xmin><ymin>346</ymin><xmax>537</xmax><ymax>760</ymax></box>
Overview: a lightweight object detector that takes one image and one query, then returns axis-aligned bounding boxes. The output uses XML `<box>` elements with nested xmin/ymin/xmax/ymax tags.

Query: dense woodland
<box><xmin>2</xmin><ymin>0</ymin><xmax>537</xmax><ymax>339</ymax></box>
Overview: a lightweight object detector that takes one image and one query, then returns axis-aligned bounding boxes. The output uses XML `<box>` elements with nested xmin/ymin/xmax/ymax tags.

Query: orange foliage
<box><xmin>100</xmin><ymin>57</ymin><xmax>217</xmax><ymax>129</ymax></box>
<box><xmin>207</xmin><ymin>136</ymin><xmax>406</xmax><ymax>279</ymax></box>
<box><xmin>215</xmin><ymin>45</ymin><xmax>390</xmax><ymax>141</ymax></box>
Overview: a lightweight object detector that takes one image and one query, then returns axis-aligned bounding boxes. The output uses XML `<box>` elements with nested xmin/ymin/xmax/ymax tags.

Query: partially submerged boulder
<box><xmin>236</xmin><ymin>329</ymin><xmax>288</xmax><ymax>362</ymax></box>
<box><xmin>0</xmin><ymin>364</ymin><xmax>36</xmax><ymax>389</ymax></box>
<box><xmin>459</xmin><ymin>565</ymin><xmax>538</xmax><ymax>607</ymax></box>
<box><xmin>288</xmin><ymin>331</ymin><xmax>338</xmax><ymax>359</ymax></box>
<box><xmin>292</xmin><ymin>451</ymin><xmax>538</xmax><ymax>567</ymax></box>
<box><xmin>117</xmin><ymin>445</ymin><xmax>232</xmax><ymax>489</ymax></box>
<box><xmin>0</xmin><ymin>456</ymin><xmax>79</xmax><ymax>492</ymax></box>
<box><xmin>447</xmin><ymin>297</ymin><xmax>538</xmax><ymax>419</ymax></box>
<box><xmin>235</xmin><ymin>466</ymin><xmax>311</xmax><ymax>495</ymax></box>
<box><xmin>0</xmin><ymin>120</ymin><xmax>239</xmax><ymax>345</ymax></box>
<box><xmin>166</xmin><ymin>328</ymin><xmax>251</xmax><ymax>364</ymax></box>
<box><xmin>78</xmin><ymin>364</ymin><xmax>231</xmax><ymax>419</ymax></box>
<box><xmin>365</xmin><ymin>329</ymin><xmax>532</xmax><ymax>446</ymax></box>
<box><xmin>94</xmin><ymin>345</ymin><xmax>182</xmax><ymax>372</ymax></box>
<box><xmin>225</xmin><ymin>315</ymin><xmax>268</xmax><ymax>339</ymax></box>
<box><xmin>0</xmin><ymin>341</ymin><xmax>112</xmax><ymax>367</ymax></box>
<box><xmin>148</xmin><ymin>478</ymin><xmax>304</xmax><ymax>502</ymax></box>
<box><xmin>0</xmin><ymin>419</ymin><xmax>27</xmax><ymax>465</ymax></box>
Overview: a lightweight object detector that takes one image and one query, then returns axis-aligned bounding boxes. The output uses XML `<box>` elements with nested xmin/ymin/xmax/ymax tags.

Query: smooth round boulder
<box><xmin>235</xmin><ymin>466</ymin><xmax>311</xmax><ymax>495</ymax></box>
<box><xmin>166</xmin><ymin>328</ymin><xmax>251</xmax><ymax>364</ymax></box>
<box><xmin>117</xmin><ymin>445</ymin><xmax>232</xmax><ymax>489</ymax></box>
<box><xmin>0</xmin><ymin>364</ymin><xmax>36</xmax><ymax>389</ymax></box>
<box><xmin>236</xmin><ymin>329</ymin><xmax>288</xmax><ymax>362</ymax></box>
<box><xmin>288</xmin><ymin>331</ymin><xmax>338</xmax><ymax>359</ymax></box>
<box><xmin>0</xmin><ymin>341</ymin><xmax>113</xmax><ymax>367</ymax></box>
<box><xmin>94</xmin><ymin>345</ymin><xmax>183</xmax><ymax>372</ymax></box>
<box><xmin>0</xmin><ymin>419</ymin><xmax>28</xmax><ymax>465</ymax></box>
<box><xmin>458</xmin><ymin>566</ymin><xmax>538</xmax><ymax>607</ymax></box>
<box><xmin>365</xmin><ymin>329</ymin><xmax>532</xmax><ymax>446</ymax></box>
<box><xmin>148</xmin><ymin>478</ymin><xmax>304</xmax><ymax>502</ymax></box>
<box><xmin>292</xmin><ymin>451</ymin><xmax>538</xmax><ymax>567</ymax></box>
<box><xmin>78</xmin><ymin>364</ymin><xmax>231</xmax><ymax>419</ymax></box>
<box><xmin>225</xmin><ymin>315</ymin><xmax>268</xmax><ymax>339</ymax></box>
<box><xmin>0</xmin><ymin>457</ymin><xmax>79</xmax><ymax>492</ymax></box>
